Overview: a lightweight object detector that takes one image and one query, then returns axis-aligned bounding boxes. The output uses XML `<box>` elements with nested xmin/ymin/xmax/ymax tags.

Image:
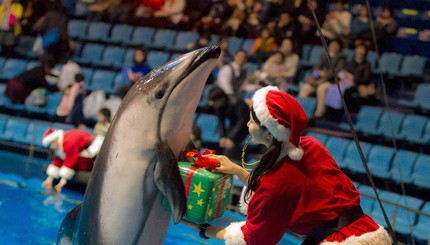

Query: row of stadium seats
<box><xmin>338</xmin><ymin>106</ymin><xmax>430</xmax><ymax>145</ymax></box>
<box><xmin>301</xmin><ymin>45</ymin><xmax>427</xmax><ymax>77</ymax></box>
<box><xmin>306</xmin><ymin>131</ymin><xmax>430</xmax><ymax>190</ymax></box>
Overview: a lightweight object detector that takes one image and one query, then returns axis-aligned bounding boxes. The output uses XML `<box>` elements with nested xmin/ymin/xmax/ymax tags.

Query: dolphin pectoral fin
<box><xmin>153</xmin><ymin>141</ymin><xmax>187</xmax><ymax>224</ymax></box>
<box><xmin>57</xmin><ymin>203</ymin><xmax>82</xmax><ymax>245</ymax></box>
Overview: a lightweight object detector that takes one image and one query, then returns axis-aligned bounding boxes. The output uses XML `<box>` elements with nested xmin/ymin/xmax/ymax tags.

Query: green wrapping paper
<box><xmin>163</xmin><ymin>161</ymin><xmax>233</xmax><ymax>224</ymax></box>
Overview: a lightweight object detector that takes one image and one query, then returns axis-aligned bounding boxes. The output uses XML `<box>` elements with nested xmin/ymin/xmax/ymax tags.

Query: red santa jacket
<box><xmin>46</xmin><ymin>130</ymin><xmax>95</xmax><ymax>180</ymax></box>
<box><xmin>224</xmin><ymin>136</ymin><xmax>391</xmax><ymax>245</ymax></box>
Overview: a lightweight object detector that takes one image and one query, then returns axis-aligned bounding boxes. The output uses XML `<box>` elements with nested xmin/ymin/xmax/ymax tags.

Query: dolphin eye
<box><xmin>155</xmin><ymin>90</ymin><xmax>165</xmax><ymax>99</ymax></box>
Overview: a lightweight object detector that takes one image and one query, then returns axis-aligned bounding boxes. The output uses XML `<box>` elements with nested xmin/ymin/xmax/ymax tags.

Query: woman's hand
<box><xmin>204</xmin><ymin>154</ymin><xmax>250</xmax><ymax>184</ymax></box>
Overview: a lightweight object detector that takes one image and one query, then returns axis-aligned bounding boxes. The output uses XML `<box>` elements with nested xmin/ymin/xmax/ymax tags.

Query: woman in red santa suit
<box><xmin>41</xmin><ymin>128</ymin><xmax>98</xmax><ymax>192</ymax></box>
<box><xmin>184</xmin><ymin>85</ymin><xmax>392</xmax><ymax>245</ymax></box>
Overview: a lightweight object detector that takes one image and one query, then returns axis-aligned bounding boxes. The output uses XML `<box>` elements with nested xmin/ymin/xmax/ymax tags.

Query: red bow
<box><xmin>182</xmin><ymin>149</ymin><xmax>218</xmax><ymax>170</ymax></box>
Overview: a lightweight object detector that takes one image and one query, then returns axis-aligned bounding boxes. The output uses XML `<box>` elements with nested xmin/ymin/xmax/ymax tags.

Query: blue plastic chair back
<box><xmin>390</xmin><ymin>150</ymin><xmax>418</xmax><ymax>184</ymax></box>
<box><xmin>109</xmin><ymin>24</ymin><xmax>133</xmax><ymax>44</ymax></box>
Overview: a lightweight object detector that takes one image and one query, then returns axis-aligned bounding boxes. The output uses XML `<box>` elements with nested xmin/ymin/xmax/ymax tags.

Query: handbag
<box><xmin>42</xmin><ymin>28</ymin><xmax>60</xmax><ymax>49</ymax></box>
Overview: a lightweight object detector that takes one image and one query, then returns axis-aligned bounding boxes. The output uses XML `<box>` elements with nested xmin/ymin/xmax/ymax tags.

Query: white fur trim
<box><xmin>239</xmin><ymin>186</ymin><xmax>252</xmax><ymax>215</ymax></box>
<box><xmin>252</xmin><ymin>86</ymin><xmax>290</xmax><ymax>143</ymax></box>
<box><xmin>80</xmin><ymin>135</ymin><xmax>104</xmax><ymax>158</ymax></box>
<box><xmin>321</xmin><ymin>226</ymin><xmax>392</xmax><ymax>245</ymax></box>
<box><xmin>59</xmin><ymin>166</ymin><xmax>75</xmax><ymax>180</ymax></box>
<box><xmin>42</xmin><ymin>130</ymin><xmax>64</xmax><ymax>147</ymax></box>
<box><xmin>287</xmin><ymin>146</ymin><xmax>304</xmax><ymax>161</ymax></box>
<box><xmin>46</xmin><ymin>164</ymin><xmax>60</xmax><ymax>178</ymax></box>
<box><xmin>224</xmin><ymin>221</ymin><xmax>246</xmax><ymax>245</ymax></box>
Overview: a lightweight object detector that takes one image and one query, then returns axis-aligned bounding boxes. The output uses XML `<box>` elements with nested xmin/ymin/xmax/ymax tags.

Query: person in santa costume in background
<box><xmin>41</xmin><ymin>128</ymin><xmax>99</xmax><ymax>192</ymax></box>
<box><xmin>183</xmin><ymin>85</ymin><xmax>392</xmax><ymax>245</ymax></box>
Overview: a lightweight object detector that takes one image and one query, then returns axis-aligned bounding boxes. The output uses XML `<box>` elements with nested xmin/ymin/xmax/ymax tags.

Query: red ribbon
<box><xmin>182</xmin><ymin>149</ymin><xmax>218</xmax><ymax>170</ymax></box>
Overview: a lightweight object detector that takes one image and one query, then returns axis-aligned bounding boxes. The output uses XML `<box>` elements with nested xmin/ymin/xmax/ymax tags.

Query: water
<box><xmin>0</xmin><ymin>151</ymin><xmax>301</xmax><ymax>244</ymax></box>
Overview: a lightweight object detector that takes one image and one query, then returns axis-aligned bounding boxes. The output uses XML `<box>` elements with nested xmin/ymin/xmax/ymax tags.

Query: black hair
<box><xmin>99</xmin><ymin>108</ymin><xmax>111</xmax><ymax>122</ymax></box>
<box><xmin>192</xmin><ymin>125</ymin><xmax>202</xmax><ymax>140</ymax></box>
<box><xmin>244</xmin><ymin>107</ymin><xmax>282</xmax><ymax>202</ymax></box>
<box><xmin>74</xmin><ymin>73</ymin><xmax>84</xmax><ymax>82</ymax></box>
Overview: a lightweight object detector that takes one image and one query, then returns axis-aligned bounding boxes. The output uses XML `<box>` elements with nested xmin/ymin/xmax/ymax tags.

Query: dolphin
<box><xmin>57</xmin><ymin>46</ymin><xmax>221</xmax><ymax>244</ymax></box>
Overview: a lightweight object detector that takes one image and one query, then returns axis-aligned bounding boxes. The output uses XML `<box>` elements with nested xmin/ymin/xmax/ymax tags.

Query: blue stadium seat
<box><xmin>13</xmin><ymin>120</ymin><xmax>52</xmax><ymax>147</ymax></box>
<box><xmin>122</xmin><ymin>48</ymin><xmax>135</xmax><ymax>68</ymax></box>
<box><xmin>0</xmin><ymin>114</ymin><xmax>9</xmax><ymax>132</ymax></box>
<box><xmin>45</xmin><ymin>92</ymin><xmax>63</xmax><ymax>116</ymax></box>
<box><xmin>389</xmin><ymin>150</ymin><xmax>418</xmax><ymax>184</ymax></box>
<box><xmin>371</xmin><ymin>190</ymin><xmax>401</xmax><ymax>227</ymax></box>
<box><xmin>300</xmin><ymin>44</ymin><xmax>312</xmax><ymax>64</ymax></box>
<box><xmin>150</xmin><ymin>29</ymin><xmax>177</xmax><ymax>50</ymax></box>
<box><xmin>394</xmin><ymin>195</ymin><xmax>424</xmax><ymax>236</ymax></box>
<box><xmin>300</xmin><ymin>45</ymin><xmax>324</xmax><ymax>67</ymax></box>
<box><xmin>412</xmin><ymin>202</ymin><xmax>430</xmax><ymax>243</ymax></box>
<box><xmin>398</xmin><ymin>83</ymin><xmax>430</xmax><ymax>110</ymax></box>
<box><xmin>325</xmin><ymin>136</ymin><xmax>351</xmax><ymax>165</ymax></box>
<box><xmin>124</xmin><ymin>26</ymin><xmax>155</xmax><ymax>46</ymax></box>
<box><xmin>72</xmin><ymin>43</ymin><xmax>105</xmax><ymax>66</ymax></box>
<box><xmin>112</xmin><ymin>72</ymin><xmax>125</xmax><ymax>92</ymax></box>
<box><xmin>241</xmin><ymin>38</ymin><xmax>255</xmax><ymax>53</ymax></box>
<box><xmin>171</xmin><ymin>31</ymin><xmax>199</xmax><ymax>52</ymax></box>
<box><xmin>393</xmin><ymin>55</ymin><xmax>427</xmax><ymax>77</ymax></box>
<box><xmin>198</xmin><ymin>84</ymin><xmax>214</xmax><ymax>108</ymax></box>
<box><xmin>343</xmin><ymin>48</ymin><xmax>354</xmax><ymax>61</ymax></box>
<box><xmin>243</xmin><ymin>62</ymin><xmax>260</xmax><ymax>75</ymax></box>
<box><xmin>83</xmin><ymin>22</ymin><xmax>111</xmax><ymax>42</ymax></box>
<box><xmin>209</xmin><ymin>34</ymin><xmax>220</xmax><ymax>46</ymax></box>
<box><xmin>108</xmin><ymin>24</ymin><xmax>133</xmax><ymax>44</ymax></box>
<box><xmin>68</xmin><ymin>19</ymin><xmax>89</xmax><ymax>40</ymax></box>
<box><xmin>377</xmin><ymin>52</ymin><xmax>403</xmax><ymax>75</ymax></box>
<box><xmin>52</xmin><ymin>122</ymin><xmax>74</xmax><ymax>131</ymax></box>
<box><xmin>342</xmin><ymin>141</ymin><xmax>372</xmax><ymax>173</ymax></box>
<box><xmin>194</xmin><ymin>113</ymin><xmax>219</xmax><ymax>143</ymax></box>
<box><xmin>0</xmin><ymin>58</ymin><xmax>28</xmax><ymax>80</ymax></box>
<box><xmin>0</xmin><ymin>56</ymin><xmax>5</xmax><ymax>69</ymax></box>
<box><xmin>97</xmin><ymin>46</ymin><xmax>126</xmax><ymax>68</ymax></box>
<box><xmin>87</xmin><ymin>69</ymin><xmax>116</xmax><ymax>92</ymax></box>
<box><xmin>396</xmin><ymin>114</ymin><xmax>428</xmax><ymax>142</ymax></box>
<box><xmin>366</xmin><ymin>51</ymin><xmax>378</xmax><ymax>72</ymax></box>
<box><xmin>305</xmin><ymin>131</ymin><xmax>329</xmax><ymax>144</ymax></box>
<box><xmin>228</xmin><ymin>36</ymin><xmax>243</xmax><ymax>55</ymax></box>
<box><xmin>296</xmin><ymin>97</ymin><xmax>316</xmax><ymax>120</ymax></box>
<box><xmin>79</xmin><ymin>67</ymin><xmax>94</xmax><ymax>88</ymax></box>
<box><xmin>358</xmin><ymin>184</ymin><xmax>376</xmax><ymax>214</ymax></box>
<box><xmin>0</xmin><ymin>118</ymin><xmax>30</xmax><ymax>142</ymax></box>
<box><xmin>353</xmin><ymin>106</ymin><xmax>383</xmax><ymax>134</ymax></box>
<box><xmin>26</xmin><ymin>60</ymin><xmax>40</xmax><ymax>70</ymax></box>
<box><xmin>13</xmin><ymin>35</ymin><xmax>39</xmax><ymax>59</ymax></box>
<box><xmin>147</xmin><ymin>51</ymin><xmax>170</xmax><ymax>68</ymax></box>
<box><xmin>373</xmin><ymin>111</ymin><xmax>405</xmax><ymax>138</ymax></box>
<box><xmin>411</xmin><ymin>154</ymin><xmax>430</xmax><ymax>189</ymax></box>
<box><xmin>366</xmin><ymin>145</ymin><xmax>395</xmax><ymax>179</ymax></box>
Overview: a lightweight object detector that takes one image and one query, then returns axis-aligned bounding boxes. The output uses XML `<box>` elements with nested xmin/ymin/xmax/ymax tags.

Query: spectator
<box><xmin>57</xmin><ymin>60</ymin><xmax>80</xmax><ymax>91</ymax></box>
<box><xmin>183</xmin><ymin>86</ymin><xmax>392</xmax><ymax>245</ymax></box>
<box><xmin>87</xmin><ymin>0</ymin><xmax>122</xmax><ymax>22</ymax></box>
<box><xmin>120</xmin><ymin>47</ymin><xmax>152</xmax><ymax>89</ymax></box>
<box><xmin>296</xmin><ymin>0</ymin><xmax>324</xmax><ymax>45</ymax></box>
<box><xmin>215</xmin><ymin>49</ymin><xmax>248</xmax><ymax>102</ymax></box>
<box><xmin>249</xmin><ymin>26</ymin><xmax>277</xmax><ymax>62</ymax></box>
<box><xmin>5</xmin><ymin>56</ymin><xmax>57</xmax><ymax>104</ymax></box>
<box><xmin>65</xmin><ymin>73</ymin><xmax>86</xmax><ymax>127</ymax></box>
<box><xmin>320</xmin><ymin>0</ymin><xmax>351</xmax><ymax>45</ymax></box>
<box><xmin>197</xmin><ymin>0</ymin><xmax>235</xmax><ymax>35</ymax></box>
<box><xmin>0</xmin><ymin>0</ymin><xmax>23</xmax><ymax>55</ymax></box>
<box><xmin>273</xmin><ymin>12</ymin><xmax>299</xmax><ymax>44</ymax></box>
<box><xmin>253</xmin><ymin>51</ymin><xmax>287</xmax><ymax>89</ymax></box>
<box><xmin>351</xmin><ymin>5</ymin><xmax>371</xmax><ymax>49</ymax></box>
<box><xmin>243</xmin><ymin>0</ymin><xmax>263</xmax><ymax>38</ymax></box>
<box><xmin>32</xmin><ymin>0</ymin><xmax>69</xmax><ymax>64</ymax></box>
<box><xmin>82</xmin><ymin>107</ymin><xmax>111</xmax><ymax>159</ymax></box>
<box><xmin>298</xmin><ymin>39</ymin><xmax>346</xmax><ymax>118</ymax></box>
<box><xmin>374</xmin><ymin>6</ymin><xmax>397</xmax><ymax>48</ymax></box>
<box><xmin>278</xmin><ymin>38</ymin><xmax>299</xmax><ymax>87</ymax></box>
<box><xmin>187</xmin><ymin>31</ymin><xmax>211</xmax><ymax>50</ymax></box>
<box><xmin>41</xmin><ymin>128</ymin><xmax>97</xmax><ymax>192</ymax></box>
<box><xmin>56</xmin><ymin>73</ymin><xmax>85</xmax><ymax>123</ymax></box>
<box><xmin>221</xmin><ymin>16</ymin><xmax>248</xmax><ymax>38</ymax></box>
<box><xmin>343</xmin><ymin>44</ymin><xmax>376</xmax><ymax>113</ymax></box>
<box><xmin>206</xmin><ymin>86</ymin><xmax>250</xmax><ymax>162</ymax></box>
<box><xmin>152</xmin><ymin>0</ymin><xmax>186</xmax><ymax>29</ymax></box>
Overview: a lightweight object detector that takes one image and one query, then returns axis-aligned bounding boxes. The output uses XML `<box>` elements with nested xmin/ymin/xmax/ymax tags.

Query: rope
<box><xmin>305</xmin><ymin>1</ymin><xmax>398</xmax><ymax>244</ymax></box>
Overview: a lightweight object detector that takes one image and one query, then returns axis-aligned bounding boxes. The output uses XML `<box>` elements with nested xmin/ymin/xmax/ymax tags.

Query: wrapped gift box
<box><xmin>163</xmin><ymin>161</ymin><xmax>233</xmax><ymax>224</ymax></box>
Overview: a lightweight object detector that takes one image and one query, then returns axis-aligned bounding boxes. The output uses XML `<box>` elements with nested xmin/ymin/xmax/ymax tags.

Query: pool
<box><xmin>0</xmin><ymin>151</ymin><xmax>301</xmax><ymax>244</ymax></box>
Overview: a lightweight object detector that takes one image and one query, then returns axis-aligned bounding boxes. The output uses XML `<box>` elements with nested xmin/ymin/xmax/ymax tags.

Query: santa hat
<box><xmin>42</xmin><ymin>128</ymin><xmax>64</xmax><ymax>147</ymax></box>
<box><xmin>252</xmin><ymin>86</ymin><xmax>308</xmax><ymax>161</ymax></box>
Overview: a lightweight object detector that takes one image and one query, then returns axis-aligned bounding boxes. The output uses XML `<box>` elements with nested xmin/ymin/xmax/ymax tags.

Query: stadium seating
<box><xmin>108</xmin><ymin>24</ymin><xmax>134</xmax><ymax>44</ymax></box>
<box><xmin>83</xmin><ymin>22</ymin><xmax>111</xmax><ymax>42</ymax></box>
<box><xmin>0</xmin><ymin>118</ymin><xmax>30</xmax><ymax>142</ymax></box>
<box><xmin>149</xmin><ymin>29</ymin><xmax>176</xmax><ymax>50</ymax></box>
<box><xmin>325</xmin><ymin>136</ymin><xmax>352</xmax><ymax>165</ymax></box>
<box><xmin>72</xmin><ymin>43</ymin><xmax>105</xmax><ymax>66</ymax></box>
<box><xmin>68</xmin><ymin>19</ymin><xmax>89</xmax><ymax>40</ymax></box>
<box><xmin>171</xmin><ymin>31</ymin><xmax>199</xmax><ymax>52</ymax></box>
<box><xmin>194</xmin><ymin>113</ymin><xmax>220</xmax><ymax>143</ymax></box>
<box><xmin>366</xmin><ymin>145</ymin><xmax>395</xmax><ymax>179</ymax></box>
<box><xmin>389</xmin><ymin>150</ymin><xmax>418</xmax><ymax>184</ymax></box>
<box><xmin>305</xmin><ymin>131</ymin><xmax>329</xmax><ymax>144</ymax></box>
<box><xmin>124</xmin><ymin>26</ymin><xmax>156</xmax><ymax>47</ymax></box>
<box><xmin>351</xmin><ymin>106</ymin><xmax>383</xmax><ymax>134</ymax></box>
<box><xmin>412</xmin><ymin>202</ymin><xmax>430</xmax><ymax>243</ymax></box>
<box><xmin>342</xmin><ymin>141</ymin><xmax>372</xmax><ymax>173</ymax></box>
<box><xmin>411</xmin><ymin>154</ymin><xmax>430</xmax><ymax>189</ymax></box>
<box><xmin>0</xmin><ymin>58</ymin><xmax>28</xmax><ymax>80</ymax></box>
<box><xmin>97</xmin><ymin>46</ymin><xmax>126</xmax><ymax>69</ymax></box>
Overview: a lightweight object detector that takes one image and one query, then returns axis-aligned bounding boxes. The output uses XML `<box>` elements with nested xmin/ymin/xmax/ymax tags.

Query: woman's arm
<box><xmin>205</xmin><ymin>154</ymin><xmax>250</xmax><ymax>184</ymax></box>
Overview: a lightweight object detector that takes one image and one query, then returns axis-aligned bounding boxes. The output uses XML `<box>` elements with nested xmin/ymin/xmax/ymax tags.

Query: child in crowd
<box><xmin>81</xmin><ymin>108</ymin><xmax>111</xmax><ymax>158</ymax></box>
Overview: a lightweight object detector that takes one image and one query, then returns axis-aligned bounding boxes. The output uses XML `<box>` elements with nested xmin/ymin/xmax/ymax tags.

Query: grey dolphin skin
<box><xmin>57</xmin><ymin>46</ymin><xmax>221</xmax><ymax>245</ymax></box>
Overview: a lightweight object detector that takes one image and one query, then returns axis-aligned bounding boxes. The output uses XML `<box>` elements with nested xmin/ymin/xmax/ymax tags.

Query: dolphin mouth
<box><xmin>184</xmin><ymin>45</ymin><xmax>221</xmax><ymax>78</ymax></box>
